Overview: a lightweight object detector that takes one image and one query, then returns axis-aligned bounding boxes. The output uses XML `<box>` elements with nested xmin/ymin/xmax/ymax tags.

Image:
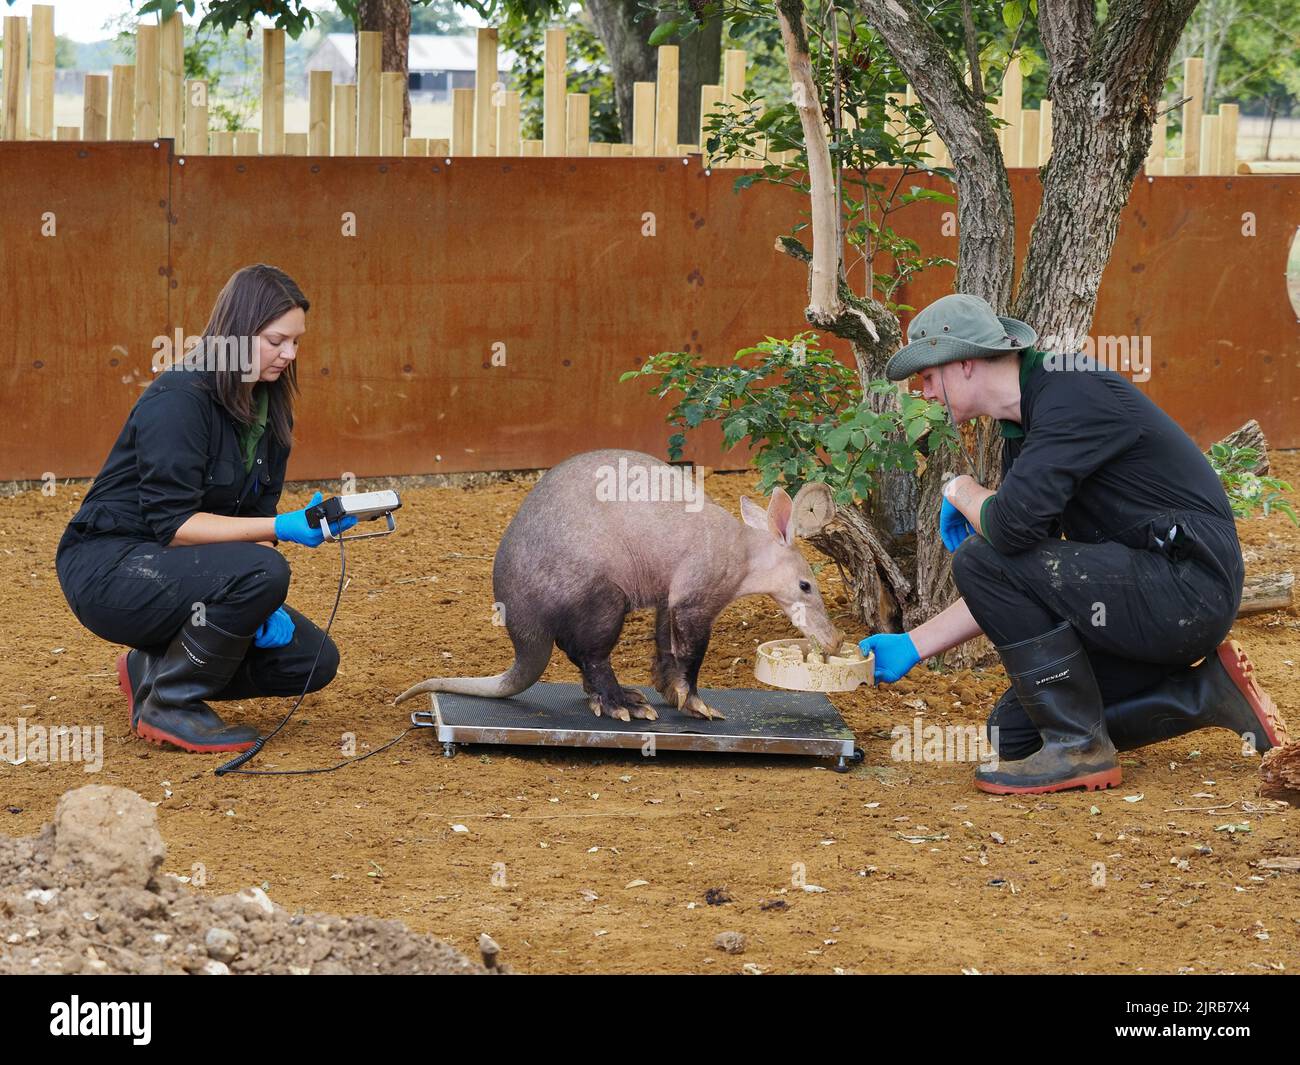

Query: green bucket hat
<box><xmin>884</xmin><ymin>293</ymin><xmax>1037</xmax><ymax>382</ymax></box>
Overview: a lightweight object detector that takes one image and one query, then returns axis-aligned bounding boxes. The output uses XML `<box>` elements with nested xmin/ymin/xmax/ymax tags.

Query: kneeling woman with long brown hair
<box><xmin>56</xmin><ymin>264</ymin><xmax>355</xmax><ymax>753</ymax></box>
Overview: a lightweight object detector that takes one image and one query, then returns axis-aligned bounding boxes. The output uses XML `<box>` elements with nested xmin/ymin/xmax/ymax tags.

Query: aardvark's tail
<box><xmin>394</xmin><ymin>631</ymin><xmax>552</xmax><ymax>705</ymax></box>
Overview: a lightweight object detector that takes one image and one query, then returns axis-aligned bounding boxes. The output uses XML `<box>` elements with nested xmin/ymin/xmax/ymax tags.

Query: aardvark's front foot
<box><xmin>587</xmin><ymin>690</ymin><xmax>659</xmax><ymax>722</ymax></box>
<box><xmin>658</xmin><ymin>676</ymin><xmax>725</xmax><ymax>721</ymax></box>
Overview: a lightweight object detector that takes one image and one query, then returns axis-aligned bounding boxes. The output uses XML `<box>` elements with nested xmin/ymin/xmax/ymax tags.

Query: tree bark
<box><xmin>1213</xmin><ymin>418</ymin><xmax>1269</xmax><ymax>475</ymax></box>
<box><xmin>1015</xmin><ymin>0</ymin><xmax>1200</xmax><ymax>346</ymax></box>
<box><xmin>357</xmin><ymin>0</ymin><xmax>412</xmax><ymax>137</ymax></box>
<box><xmin>585</xmin><ymin>0</ymin><xmax>723</xmax><ymax>144</ymax></box>
<box><xmin>1238</xmin><ymin>572</ymin><xmax>1294</xmax><ymax>616</ymax></box>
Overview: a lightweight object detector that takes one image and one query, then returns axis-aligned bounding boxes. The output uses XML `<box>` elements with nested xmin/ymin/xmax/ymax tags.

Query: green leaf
<box><xmin>1003</xmin><ymin>1</ymin><xmax>1024</xmax><ymax>29</ymax></box>
<box><xmin>825</xmin><ymin>425</ymin><xmax>855</xmax><ymax>452</ymax></box>
<box><xmin>648</xmin><ymin>21</ymin><xmax>680</xmax><ymax>47</ymax></box>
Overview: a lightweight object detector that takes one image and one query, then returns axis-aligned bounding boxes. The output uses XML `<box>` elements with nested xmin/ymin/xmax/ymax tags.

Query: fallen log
<box><xmin>1210</xmin><ymin>418</ymin><xmax>1269</xmax><ymax>476</ymax></box>
<box><xmin>1238</xmin><ymin>571</ymin><xmax>1295</xmax><ymax>617</ymax></box>
<box><xmin>1259</xmin><ymin>742</ymin><xmax>1300</xmax><ymax>802</ymax></box>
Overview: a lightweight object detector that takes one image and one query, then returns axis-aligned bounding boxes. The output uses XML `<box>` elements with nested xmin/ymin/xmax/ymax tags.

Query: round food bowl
<box><xmin>754</xmin><ymin>638</ymin><xmax>874</xmax><ymax>693</ymax></box>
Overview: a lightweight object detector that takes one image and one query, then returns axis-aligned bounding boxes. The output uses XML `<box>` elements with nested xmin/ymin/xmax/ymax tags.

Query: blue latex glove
<box><xmin>939</xmin><ymin>497</ymin><xmax>975</xmax><ymax>552</ymax></box>
<box><xmin>253</xmin><ymin>606</ymin><xmax>295</xmax><ymax>649</ymax></box>
<box><xmin>274</xmin><ymin>490</ymin><xmax>358</xmax><ymax>548</ymax></box>
<box><xmin>858</xmin><ymin>632</ymin><xmax>921</xmax><ymax>685</ymax></box>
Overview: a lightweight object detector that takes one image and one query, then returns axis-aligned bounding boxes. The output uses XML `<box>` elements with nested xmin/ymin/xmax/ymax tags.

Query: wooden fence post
<box><xmin>160</xmin><ymin>11</ymin><xmax>183</xmax><ymax>142</ymax></box>
<box><xmin>566</xmin><ymin>93</ymin><xmax>589</xmax><ymax>156</ymax></box>
<box><xmin>82</xmin><ymin>74</ymin><xmax>109</xmax><ymax>141</ymax></box>
<box><xmin>357</xmin><ymin>30</ymin><xmax>380</xmax><ymax>155</ymax></box>
<box><xmin>475</xmin><ymin>27</ymin><xmax>498</xmax><ymax>156</ymax></box>
<box><xmin>1182</xmin><ymin>57</ymin><xmax>1203</xmax><ymax>175</ymax></box>
<box><xmin>185</xmin><ymin>79</ymin><xmax>208</xmax><ymax>155</ymax></box>
<box><xmin>654</xmin><ymin>45</ymin><xmax>678</xmax><ymax>156</ymax></box>
<box><xmin>544</xmin><ymin>27</ymin><xmax>566</xmax><ymax>156</ymax></box>
<box><xmin>110</xmin><ymin>65</ymin><xmax>135</xmax><ymax>140</ymax></box>
<box><xmin>497</xmin><ymin>90</ymin><xmax>520</xmax><ymax>157</ymax></box>
<box><xmin>333</xmin><ymin>84</ymin><xmax>356</xmax><ymax>156</ymax></box>
<box><xmin>134</xmin><ymin>21</ymin><xmax>159</xmax><ymax>141</ymax></box>
<box><xmin>261</xmin><ymin>28</ymin><xmax>285</xmax><ymax>154</ymax></box>
<box><xmin>309</xmin><ymin>70</ymin><xmax>332</xmax><ymax>156</ymax></box>
<box><xmin>381</xmin><ymin>71</ymin><xmax>405</xmax><ymax>155</ymax></box>
<box><xmin>451</xmin><ymin>86</ymin><xmax>474</xmax><ymax>156</ymax></box>
<box><xmin>29</xmin><ymin>5</ymin><xmax>54</xmax><ymax>141</ymax></box>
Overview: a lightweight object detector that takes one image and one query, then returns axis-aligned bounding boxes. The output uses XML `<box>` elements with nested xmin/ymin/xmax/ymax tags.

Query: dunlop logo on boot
<box><xmin>1036</xmin><ymin>668</ymin><xmax>1070</xmax><ymax>686</ymax></box>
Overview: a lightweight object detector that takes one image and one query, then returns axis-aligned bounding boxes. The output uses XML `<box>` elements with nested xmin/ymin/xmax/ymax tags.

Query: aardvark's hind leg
<box><xmin>554</xmin><ymin>585</ymin><xmax>657</xmax><ymax>723</ymax></box>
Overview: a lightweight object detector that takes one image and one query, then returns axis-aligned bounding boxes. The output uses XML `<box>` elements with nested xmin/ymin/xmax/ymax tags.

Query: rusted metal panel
<box><xmin>2</xmin><ymin>144</ymin><xmax>1297</xmax><ymax>483</ymax></box>
<box><xmin>170</xmin><ymin>155</ymin><xmax>834</xmax><ymax>481</ymax></box>
<box><xmin>891</xmin><ymin>171</ymin><xmax>1300</xmax><ymax>449</ymax></box>
<box><xmin>0</xmin><ymin>141</ymin><xmax>170</xmax><ymax>481</ymax></box>
<box><xmin>1091</xmin><ymin>176</ymin><xmax>1300</xmax><ymax>448</ymax></box>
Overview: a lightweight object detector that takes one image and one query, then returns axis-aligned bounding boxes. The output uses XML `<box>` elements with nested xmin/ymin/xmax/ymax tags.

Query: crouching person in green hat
<box><xmin>858</xmin><ymin>293</ymin><xmax>1289</xmax><ymax>795</ymax></box>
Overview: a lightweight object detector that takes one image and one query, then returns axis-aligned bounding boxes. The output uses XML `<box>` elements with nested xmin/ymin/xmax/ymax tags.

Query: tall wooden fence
<box><xmin>0</xmin><ymin>5</ymin><xmax>1275</xmax><ymax>175</ymax></box>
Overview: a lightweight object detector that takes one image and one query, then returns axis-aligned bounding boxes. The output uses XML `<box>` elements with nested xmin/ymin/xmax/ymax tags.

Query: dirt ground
<box><xmin>0</xmin><ymin>785</ymin><xmax>492</xmax><ymax>975</ymax></box>
<box><xmin>2</xmin><ymin>455</ymin><xmax>1298</xmax><ymax>975</ymax></box>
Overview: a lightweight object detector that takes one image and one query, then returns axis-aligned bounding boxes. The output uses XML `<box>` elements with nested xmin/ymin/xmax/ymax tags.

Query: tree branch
<box><xmin>776</xmin><ymin>0</ymin><xmax>843</xmax><ymax>321</ymax></box>
<box><xmin>855</xmin><ymin>0</ymin><xmax>1015</xmax><ymax>309</ymax></box>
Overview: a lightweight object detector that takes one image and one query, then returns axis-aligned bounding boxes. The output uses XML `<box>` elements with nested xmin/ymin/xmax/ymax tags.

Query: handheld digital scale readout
<box><xmin>304</xmin><ymin>490</ymin><xmax>402</xmax><ymax>541</ymax></box>
<box><xmin>216</xmin><ymin>489</ymin><xmax>404</xmax><ymax>776</ymax></box>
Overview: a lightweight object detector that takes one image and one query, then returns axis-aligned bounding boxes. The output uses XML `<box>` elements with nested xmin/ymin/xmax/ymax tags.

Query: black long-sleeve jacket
<box><xmin>980</xmin><ymin>355</ymin><xmax>1238</xmax><ymax>557</ymax></box>
<box><xmin>65</xmin><ymin>369</ymin><xmax>289</xmax><ymax>545</ymax></box>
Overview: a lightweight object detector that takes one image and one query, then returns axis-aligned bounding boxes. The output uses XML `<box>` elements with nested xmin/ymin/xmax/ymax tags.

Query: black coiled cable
<box><xmin>215</xmin><ymin>529</ymin><xmax>411</xmax><ymax>776</ymax></box>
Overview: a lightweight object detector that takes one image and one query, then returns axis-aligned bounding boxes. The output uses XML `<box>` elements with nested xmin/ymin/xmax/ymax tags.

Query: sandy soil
<box><xmin>0</xmin><ymin>785</ymin><xmax>492</xmax><ymax>975</ymax></box>
<box><xmin>2</xmin><ymin>456</ymin><xmax>1298</xmax><ymax>975</ymax></box>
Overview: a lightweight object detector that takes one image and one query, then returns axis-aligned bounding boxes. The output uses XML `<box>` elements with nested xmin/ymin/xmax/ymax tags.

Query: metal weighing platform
<box><xmin>410</xmin><ymin>682</ymin><xmax>864</xmax><ymax>771</ymax></box>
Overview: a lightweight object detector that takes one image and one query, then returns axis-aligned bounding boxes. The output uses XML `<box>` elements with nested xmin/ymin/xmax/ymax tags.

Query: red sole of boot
<box><xmin>134</xmin><ymin>717</ymin><xmax>257</xmax><ymax>754</ymax></box>
<box><xmin>121</xmin><ymin>652</ymin><xmax>255</xmax><ymax>754</ymax></box>
<box><xmin>117</xmin><ymin>652</ymin><xmax>136</xmax><ymax>726</ymax></box>
<box><xmin>1217</xmin><ymin>639</ymin><xmax>1290</xmax><ymax>750</ymax></box>
<box><xmin>974</xmin><ymin>767</ymin><xmax>1122</xmax><ymax>795</ymax></box>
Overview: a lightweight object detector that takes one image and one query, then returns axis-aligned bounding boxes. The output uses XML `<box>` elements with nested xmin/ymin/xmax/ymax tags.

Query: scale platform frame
<box><xmin>409</xmin><ymin>681</ymin><xmax>863</xmax><ymax>771</ymax></box>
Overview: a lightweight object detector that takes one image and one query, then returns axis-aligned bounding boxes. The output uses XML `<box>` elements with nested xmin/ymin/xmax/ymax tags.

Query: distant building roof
<box><xmin>315</xmin><ymin>33</ymin><xmax>516</xmax><ymax>74</ymax></box>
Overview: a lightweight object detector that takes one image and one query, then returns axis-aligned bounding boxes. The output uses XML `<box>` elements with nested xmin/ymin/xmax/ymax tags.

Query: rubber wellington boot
<box><xmin>986</xmin><ymin>638</ymin><xmax>1291</xmax><ymax>761</ymax></box>
<box><xmin>117</xmin><ymin>649</ymin><xmax>160</xmax><ymax>733</ymax></box>
<box><xmin>1104</xmin><ymin>639</ymin><xmax>1290</xmax><ymax>754</ymax></box>
<box><xmin>975</xmin><ymin>621</ymin><xmax>1121</xmax><ymax>794</ymax></box>
<box><xmin>133</xmin><ymin>619</ymin><xmax>261</xmax><ymax>753</ymax></box>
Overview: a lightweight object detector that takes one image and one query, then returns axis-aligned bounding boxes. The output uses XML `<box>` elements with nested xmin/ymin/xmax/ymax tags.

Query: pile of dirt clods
<box><xmin>0</xmin><ymin>785</ymin><xmax>500</xmax><ymax>975</ymax></box>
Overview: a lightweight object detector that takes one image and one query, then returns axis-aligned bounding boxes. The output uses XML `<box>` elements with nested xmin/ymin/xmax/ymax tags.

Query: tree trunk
<box><xmin>1015</xmin><ymin>0</ymin><xmax>1199</xmax><ymax>345</ymax></box>
<box><xmin>586</xmin><ymin>0</ymin><xmax>723</xmax><ymax>143</ymax></box>
<box><xmin>854</xmin><ymin>0</ymin><xmax>1201</xmax><ymax>667</ymax></box>
<box><xmin>357</xmin><ymin>0</ymin><xmax>412</xmax><ymax>137</ymax></box>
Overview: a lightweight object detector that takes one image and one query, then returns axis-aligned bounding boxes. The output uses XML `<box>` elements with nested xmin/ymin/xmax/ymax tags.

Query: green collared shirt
<box><xmin>237</xmin><ymin>384</ymin><xmax>270</xmax><ymax>474</ymax></box>
<box><xmin>981</xmin><ymin>347</ymin><xmax>1045</xmax><ymax>532</ymax></box>
<box><xmin>997</xmin><ymin>347</ymin><xmax>1046</xmax><ymax>439</ymax></box>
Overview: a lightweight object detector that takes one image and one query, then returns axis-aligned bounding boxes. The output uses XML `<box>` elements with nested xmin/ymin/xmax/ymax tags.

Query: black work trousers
<box><xmin>951</xmin><ymin>512</ymin><xmax>1243</xmax><ymax>705</ymax></box>
<box><xmin>55</xmin><ymin>530</ymin><xmax>338</xmax><ymax>700</ymax></box>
